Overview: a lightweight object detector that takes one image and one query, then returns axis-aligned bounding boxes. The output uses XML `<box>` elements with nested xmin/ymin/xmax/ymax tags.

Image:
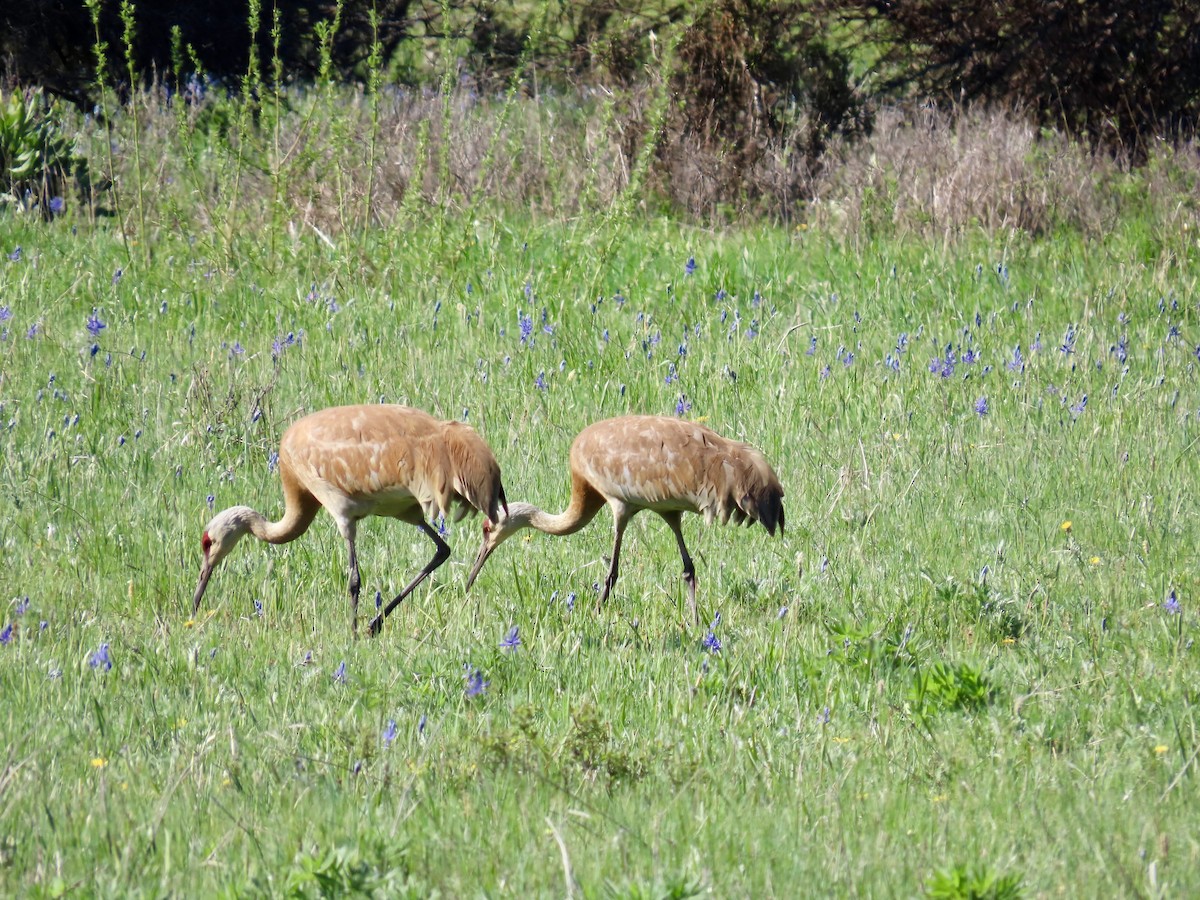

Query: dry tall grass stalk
<box><xmin>90</xmin><ymin>83</ymin><xmax>1200</xmax><ymax>244</ymax></box>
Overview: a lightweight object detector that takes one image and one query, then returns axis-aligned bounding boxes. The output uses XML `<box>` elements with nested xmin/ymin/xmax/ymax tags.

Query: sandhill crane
<box><xmin>465</xmin><ymin>415</ymin><xmax>784</xmax><ymax>624</ymax></box>
<box><xmin>193</xmin><ymin>404</ymin><xmax>508</xmax><ymax>636</ymax></box>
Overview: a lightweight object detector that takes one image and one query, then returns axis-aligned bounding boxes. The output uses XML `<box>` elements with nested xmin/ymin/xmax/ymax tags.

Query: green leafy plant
<box><xmin>281</xmin><ymin>844</ymin><xmax>411</xmax><ymax>898</ymax></box>
<box><xmin>0</xmin><ymin>88</ymin><xmax>90</xmax><ymax>216</ymax></box>
<box><xmin>925</xmin><ymin>863</ymin><xmax>1023</xmax><ymax>900</ymax></box>
<box><xmin>911</xmin><ymin>661</ymin><xmax>994</xmax><ymax>715</ymax></box>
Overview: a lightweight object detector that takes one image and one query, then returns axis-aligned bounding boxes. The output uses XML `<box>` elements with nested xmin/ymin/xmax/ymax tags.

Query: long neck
<box><xmin>244</xmin><ymin>498</ymin><xmax>318</xmax><ymax>545</ymax></box>
<box><xmin>515</xmin><ymin>474</ymin><xmax>604</xmax><ymax>536</ymax></box>
<box><xmin>248</xmin><ymin>465</ymin><xmax>321</xmax><ymax>544</ymax></box>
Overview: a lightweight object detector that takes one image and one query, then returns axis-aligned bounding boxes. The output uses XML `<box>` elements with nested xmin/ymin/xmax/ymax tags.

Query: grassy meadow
<box><xmin>1</xmin><ymin>62</ymin><xmax>1200</xmax><ymax>898</ymax></box>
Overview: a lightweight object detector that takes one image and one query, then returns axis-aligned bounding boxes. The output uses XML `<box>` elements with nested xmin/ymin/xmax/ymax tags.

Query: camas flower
<box><xmin>465</xmin><ymin>666</ymin><xmax>489</xmax><ymax>698</ymax></box>
<box><xmin>89</xmin><ymin>643</ymin><xmax>112</xmax><ymax>671</ymax></box>
<box><xmin>86</xmin><ymin>311</ymin><xmax>106</xmax><ymax>337</ymax></box>
<box><xmin>499</xmin><ymin>625</ymin><xmax>521</xmax><ymax>651</ymax></box>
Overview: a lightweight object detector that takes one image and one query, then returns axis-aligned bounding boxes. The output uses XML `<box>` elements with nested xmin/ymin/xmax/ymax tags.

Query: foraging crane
<box><xmin>193</xmin><ymin>404</ymin><xmax>508</xmax><ymax>636</ymax></box>
<box><xmin>465</xmin><ymin>415</ymin><xmax>784</xmax><ymax>624</ymax></box>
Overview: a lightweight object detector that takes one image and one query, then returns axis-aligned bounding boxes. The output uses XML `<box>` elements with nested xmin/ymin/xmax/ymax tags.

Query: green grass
<box><xmin>2</xmin><ymin>100</ymin><xmax>1200</xmax><ymax>897</ymax></box>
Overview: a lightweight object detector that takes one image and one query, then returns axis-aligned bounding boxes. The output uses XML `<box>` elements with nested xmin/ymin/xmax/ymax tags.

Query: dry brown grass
<box><xmin>108</xmin><ymin>82</ymin><xmax>1200</xmax><ymax>244</ymax></box>
<box><xmin>808</xmin><ymin>104</ymin><xmax>1126</xmax><ymax>241</ymax></box>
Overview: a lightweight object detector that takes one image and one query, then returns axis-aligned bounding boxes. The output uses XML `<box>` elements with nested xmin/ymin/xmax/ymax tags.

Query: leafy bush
<box><xmin>825</xmin><ymin>0</ymin><xmax>1200</xmax><ymax>159</ymax></box>
<box><xmin>0</xmin><ymin>88</ymin><xmax>90</xmax><ymax>216</ymax></box>
<box><xmin>666</xmin><ymin>0</ymin><xmax>869</xmax><ymax>215</ymax></box>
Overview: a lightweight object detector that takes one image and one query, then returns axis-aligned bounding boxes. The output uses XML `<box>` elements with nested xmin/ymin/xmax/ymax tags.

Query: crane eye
<box><xmin>482</xmin><ymin>521</ymin><xmax>492</xmax><ymax>534</ymax></box>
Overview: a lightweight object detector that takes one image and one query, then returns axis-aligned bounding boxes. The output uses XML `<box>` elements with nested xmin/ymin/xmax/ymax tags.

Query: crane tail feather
<box><xmin>443</xmin><ymin>421</ymin><xmax>508</xmax><ymax>523</ymax></box>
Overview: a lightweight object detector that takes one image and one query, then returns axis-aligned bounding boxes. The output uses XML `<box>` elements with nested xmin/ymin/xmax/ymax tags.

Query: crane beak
<box><xmin>193</xmin><ymin>559</ymin><xmax>213</xmax><ymax>615</ymax></box>
<box><xmin>465</xmin><ymin>540</ymin><xmax>493</xmax><ymax>592</ymax></box>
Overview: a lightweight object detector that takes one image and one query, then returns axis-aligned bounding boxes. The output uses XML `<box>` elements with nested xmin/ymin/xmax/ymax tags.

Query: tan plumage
<box><xmin>193</xmin><ymin>404</ymin><xmax>508</xmax><ymax>635</ymax></box>
<box><xmin>466</xmin><ymin>415</ymin><xmax>784</xmax><ymax>623</ymax></box>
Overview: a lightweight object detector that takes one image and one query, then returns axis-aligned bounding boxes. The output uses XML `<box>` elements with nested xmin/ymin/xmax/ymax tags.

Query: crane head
<box><xmin>192</xmin><ymin>506</ymin><xmax>255</xmax><ymax>615</ymax></box>
<box><xmin>463</xmin><ymin>504</ymin><xmax>535</xmax><ymax>591</ymax></box>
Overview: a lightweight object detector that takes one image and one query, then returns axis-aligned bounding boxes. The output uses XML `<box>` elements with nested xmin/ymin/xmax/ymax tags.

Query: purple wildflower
<box><xmin>675</xmin><ymin>394</ymin><xmax>691</xmax><ymax>416</ymax></box>
<box><xmin>89</xmin><ymin>643</ymin><xmax>112</xmax><ymax>671</ymax></box>
<box><xmin>684</xmin><ymin>256</ymin><xmax>697</xmax><ymax>276</ymax></box>
<box><xmin>534</xmin><ymin>371</ymin><xmax>547</xmax><ymax>391</ymax></box>
<box><xmin>48</xmin><ymin>197</ymin><xmax>65</xmax><ymax>215</ymax></box>
<box><xmin>702</xmin><ymin>631</ymin><xmax>722</xmax><ymax>653</ymax></box>
<box><xmin>499</xmin><ymin>625</ymin><xmax>521</xmax><ymax>651</ymax></box>
<box><xmin>382</xmin><ymin>719</ymin><xmax>398</xmax><ymax>747</ymax></box>
<box><xmin>8</xmin><ymin>247</ymin><xmax>21</xmax><ymax>262</ymax></box>
<box><xmin>15</xmin><ymin>597</ymin><xmax>29</xmax><ymax>615</ymax></box>
<box><xmin>465</xmin><ymin>666</ymin><xmax>489</xmax><ymax>698</ymax></box>
<box><xmin>975</xmin><ymin>397</ymin><xmax>989</xmax><ymax>416</ymax></box>
<box><xmin>0</xmin><ymin>624</ymin><xmax>12</xmax><ymax>645</ymax></box>
<box><xmin>333</xmin><ymin>660</ymin><xmax>347</xmax><ymax>683</ymax></box>
<box><xmin>1164</xmin><ymin>590</ymin><xmax>1181</xmax><ymax>615</ymax></box>
<box><xmin>86</xmin><ymin>311</ymin><xmax>106</xmax><ymax>337</ymax></box>
<box><xmin>518</xmin><ymin>312</ymin><xmax>534</xmax><ymax>344</ymax></box>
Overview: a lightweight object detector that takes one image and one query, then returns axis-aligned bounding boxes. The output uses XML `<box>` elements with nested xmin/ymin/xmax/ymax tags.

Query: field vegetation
<box><xmin>1</xmin><ymin>2</ymin><xmax>1199</xmax><ymax>897</ymax></box>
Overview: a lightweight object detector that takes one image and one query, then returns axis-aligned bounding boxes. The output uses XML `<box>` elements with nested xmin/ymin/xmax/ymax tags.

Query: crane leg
<box><xmin>598</xmin><ymin>509</ymin><xmax>629</xmax><ymax>612</ymax></box>
<box><xmin>663</xmin><ymin>512</ymin><xmax>699</xmax><ymax>626</ymax></box>
<box><xmin>368</xmin><ymin>522</ymin><xmax>451</xmax><ymax>636</ymax></box>
<box><xmin>347</xmin><ymin>538</ymin><xmax>361</xmax><ymax>638</ymax></box>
